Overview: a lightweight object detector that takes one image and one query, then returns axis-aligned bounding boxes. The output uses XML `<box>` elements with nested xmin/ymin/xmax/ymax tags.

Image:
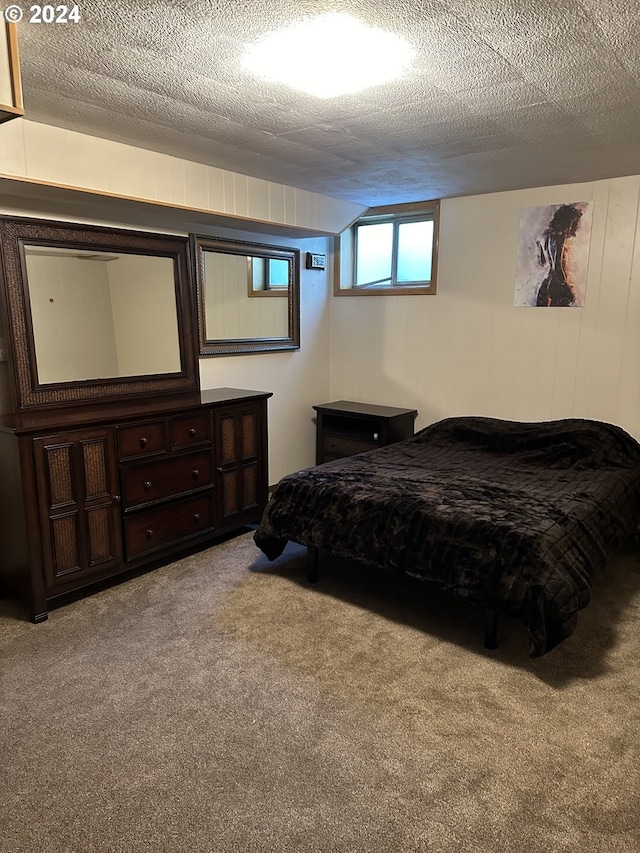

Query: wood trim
<box><xmin>334</xmin><ymin>285</ymin><xmax>437</xmax><ymax>296</ymax></box>
<box><xmin>247</xmin><ymin>289</ymin><xmax>288</xmax><ymax>298</ymax></box>
<box><xmin>360</xmin><ymin>199</ymin><xmax>440</xmax><ymax>218</ymax></box>
<box><xmin>246</xmin><ymin>255</ymin><xmax>288</xmax><ymax>298</ymax></box>
<box><xmin>430</xmin><ymin>198</ymin><xmax>441</xmax><ymax>295</ymax></box>
<box><xmin>332</xmin><ymin>234</ymin><xmax>341</xmax><ymax>298</ymax></box>
<box><xmin>0</xmin><ymin>105</ymin><xmax>25</xmax><ymax>123</ymax></box>
<box><xmin>0</xmin><ymin>175</ymin><xmax>338</xmax><ymax>237</ymax></box>
<box><xmin>6</xmin><ymin>22</ymin><xmax>23</xmax><ymax>111</ymax></box>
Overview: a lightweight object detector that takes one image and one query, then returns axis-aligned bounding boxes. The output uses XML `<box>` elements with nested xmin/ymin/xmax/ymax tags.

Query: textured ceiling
<box><xmin>14</xmin><ymin>0</ymin><xmax>640</xmax><ymax>206</ymax></box>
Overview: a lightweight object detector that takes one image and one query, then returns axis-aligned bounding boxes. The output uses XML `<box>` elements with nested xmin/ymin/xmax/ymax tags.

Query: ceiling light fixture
<box><xmin>242</xmin><ymin>13</ymin><xmax>415</xmax><ymax>99</ymax></box>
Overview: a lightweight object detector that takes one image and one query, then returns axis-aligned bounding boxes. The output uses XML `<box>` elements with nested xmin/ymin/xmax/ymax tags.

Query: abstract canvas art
<box><xmin>514</xmin><ymin>202</ymin><xmax>593</xmax><ymax>307</ymax></box>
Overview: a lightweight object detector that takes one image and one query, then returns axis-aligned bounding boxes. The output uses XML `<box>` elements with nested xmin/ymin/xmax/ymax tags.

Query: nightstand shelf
<box><xmin>313</xmin><ymin>400</ymin><xmax>418</xmax><ymax>464</ymax></box>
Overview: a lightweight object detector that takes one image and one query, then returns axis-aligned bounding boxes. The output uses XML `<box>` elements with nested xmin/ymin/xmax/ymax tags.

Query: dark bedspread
<box><xmin>254</xmin><ymin>417</ymin><xmax>640</xmax><ymax>655</ymax></box>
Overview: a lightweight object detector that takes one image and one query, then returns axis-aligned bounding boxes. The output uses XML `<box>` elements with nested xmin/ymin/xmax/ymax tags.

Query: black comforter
<box><xmin>254</xmin><ymin>417</ymin><xmax>640</xmax><ymax>655</ymax></box>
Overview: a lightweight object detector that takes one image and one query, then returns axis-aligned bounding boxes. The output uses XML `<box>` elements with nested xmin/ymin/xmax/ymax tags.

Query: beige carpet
<box><xmin>1</xmin><ymin>531</ymin><xmax>638</xmax><ymax>853</ymax></box>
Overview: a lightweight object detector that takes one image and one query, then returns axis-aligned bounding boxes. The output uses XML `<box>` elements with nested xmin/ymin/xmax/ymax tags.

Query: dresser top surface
<box><xmin>0</xmin><ymin>388</ymin><xmax>272</xmax><ymax>435</ymax></box>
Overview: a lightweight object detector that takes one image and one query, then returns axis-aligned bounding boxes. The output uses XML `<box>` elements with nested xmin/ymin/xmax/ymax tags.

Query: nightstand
<box><xmin>313</xmin><ymin>400</ymin><xmax>418</xmax><ymax>464</ymax></box>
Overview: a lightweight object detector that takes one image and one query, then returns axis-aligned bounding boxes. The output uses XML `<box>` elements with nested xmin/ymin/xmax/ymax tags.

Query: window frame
<box><xmin>334</xmin><ymin>199</ymin><xmax>440</xmax><ymax>297</ymax></box>
<box><xmin>247</xmin><ymin>256</ymin><xmax>289</xmax><ymax>298</ymax></box>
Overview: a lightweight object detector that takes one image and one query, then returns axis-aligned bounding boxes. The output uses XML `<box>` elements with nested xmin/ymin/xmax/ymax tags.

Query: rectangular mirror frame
<box><xmin>0</xmin><ymin>217</ymin><xmax>199</xmax><ymax>410</ymax></box>
<box><xmin>191</xmin><ymin>235</ymin><xmax>300</xmax><ymax>356</ymax></box>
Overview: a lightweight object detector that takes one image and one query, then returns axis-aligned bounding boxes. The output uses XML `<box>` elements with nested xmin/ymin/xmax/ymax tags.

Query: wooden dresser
<box><xmin>0</xmin><ymin>388</ymin><xmax>271</xmax><ymax>622</ymax></box>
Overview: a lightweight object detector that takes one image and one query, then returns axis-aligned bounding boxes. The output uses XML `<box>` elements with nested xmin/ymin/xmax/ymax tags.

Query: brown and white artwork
<box><xmin>514</xmin><ymin>202</ymin><xmax>593</xmax><ymax>307</ymax></box>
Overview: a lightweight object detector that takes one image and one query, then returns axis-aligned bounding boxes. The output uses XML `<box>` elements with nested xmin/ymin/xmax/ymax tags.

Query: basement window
<box><xmin>248</xmin><ymin>257</ymin><xmax>289</xmax><ymax>296</ymax></box>
<box><xmin>335</xmin><ymin>200</ymin><xmax>439</xmax><ymax>296</ymax></box>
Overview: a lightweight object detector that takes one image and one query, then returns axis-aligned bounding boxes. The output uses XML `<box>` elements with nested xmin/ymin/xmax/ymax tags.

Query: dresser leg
<box><xmin>307</xmin><ymin>546</ymin><xmax>319</xmax><ymax>583</ymax></box>
<box><xmin>31</xmin><ymin>610</ymin><xmax>49</xmax><ymax>624</ymax></box>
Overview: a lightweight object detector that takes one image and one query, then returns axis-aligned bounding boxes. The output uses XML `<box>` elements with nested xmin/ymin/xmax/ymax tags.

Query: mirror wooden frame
<box><xmin>191</xmin><ymin>234</ymin><xmax>300</xmax><ymax>356</ymax></box>
<box><xmin>0</xmin><ymin>216</ymin><xmax>199</xmax><ymax>410</ymax></box>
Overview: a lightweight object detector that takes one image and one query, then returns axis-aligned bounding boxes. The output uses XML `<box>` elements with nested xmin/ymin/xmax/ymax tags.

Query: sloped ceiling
<box><xmin>14</xmin><ymin>0</ymin><xmax>640</xmax><ymax>206</ymax></box>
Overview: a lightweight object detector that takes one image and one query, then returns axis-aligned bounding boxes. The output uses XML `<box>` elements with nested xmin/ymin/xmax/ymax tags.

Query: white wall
<box><xmin>329</xmin><ymin>175</ymin><xmax>640</xmax><ymax>442</ymax></box>
<box><xmin>108</xmin><ymin>254</ymin><xmax>180</xmax><ymax>376</ymax></box>
<box><xmin>204</xmin><ymin>252</ymin><xmax>289</xmax><ymax>340</ymax></box>
<box><xmin>26</xmin><ymin>253</ymin><xmax>118</xmax><ymax>383</ymax></box>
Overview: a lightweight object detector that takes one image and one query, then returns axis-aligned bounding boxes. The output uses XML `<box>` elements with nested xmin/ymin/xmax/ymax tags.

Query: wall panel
<box><xmin>0</xmin><ymin>120</ymin><xmax>365</xmax><ymax>234</ymax></box>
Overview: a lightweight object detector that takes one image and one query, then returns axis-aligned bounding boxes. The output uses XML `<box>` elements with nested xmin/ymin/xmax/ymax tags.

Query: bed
<box><xmin>254</xmin><ymin>417</ymin><xmax>640</xmax><ymax>655</ymax></box>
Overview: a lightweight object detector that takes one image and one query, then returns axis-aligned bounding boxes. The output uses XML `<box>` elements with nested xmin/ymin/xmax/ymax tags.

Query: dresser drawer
<box><xmin>124</xmin><ymin>494</ymin><xmax>214</xmax><ymax>559</ymax></box>
<box><xmin>170</xmin><ymin>413</ymin><xmax>212</xmax><ymax>450</ymax></box>
<box><xmin>118</xmin><ymin>421</ymin><xmax>166</xmax><ymax>460</ymax></box>
<box><xmin>322</xmin><ymin>434</ymin><xmax>378</xmax><ymax>458</ymax></box>
<box><xmin>121</xmin><ymin>451</ymin><xmax>213</xmax><ymax>509</ymax></box>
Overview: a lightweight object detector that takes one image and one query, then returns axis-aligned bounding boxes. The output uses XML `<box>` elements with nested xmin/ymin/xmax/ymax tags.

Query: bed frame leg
<box><xmin>484</xmin><ymin>608</ymin><xmax>499</xmax><ymax>650</ymax></box>
<box><xmin>307</xmin><ymin>546</ymin><xmax>319</xmax><ymax>583</ymax></box>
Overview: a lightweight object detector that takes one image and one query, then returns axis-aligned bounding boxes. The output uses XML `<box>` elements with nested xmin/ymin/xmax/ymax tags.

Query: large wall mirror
<box><xmin>0</xmin><ymin>217</ymin><xmax>199</xmax><ymax>410</ymax></box>
<box><xmin>192</xmin><ymin>235</ymin><xmax>300</xmax><ymax>356</ymax></box>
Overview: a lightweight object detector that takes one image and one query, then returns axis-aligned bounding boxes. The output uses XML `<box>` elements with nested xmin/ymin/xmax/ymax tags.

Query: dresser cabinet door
<box><xmin>33</xmin><ymin>428</ymin><xmax>123</xmax><ymax>588</ymax></box>
<box><xmin>216</xmin><ymin>404</ymin><xmax>265</xmax><ymax>523</ymax></box>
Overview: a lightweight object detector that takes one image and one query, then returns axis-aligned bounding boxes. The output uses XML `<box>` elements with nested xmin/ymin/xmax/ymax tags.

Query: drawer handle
<box><xmin>188</xmin><ymin>428</ymin><xmax>196</xmax><ymax>437</ymax></box>
<box><xmin>193</xmin><ymin>513</ymin><xmax>201</xmax><ymax>523</ymax></box>
<box><xmin>139</xmin><ymin>437</ymin><xmax>148</xmax><ymax>448</ymax></box>
<box><xmin>144</xmin><ymin>480</ymin><xmax>152</xmax><ymax>490</ymax></box>
<box><xmin>146</xmin><ymin>528</ymin><xmax>154</xmax><ymax>538</ymax></box>
<box><xmin>192</xmin><ymin>468</ymin><xmax>200</xmax><ymax>478</ymax></box>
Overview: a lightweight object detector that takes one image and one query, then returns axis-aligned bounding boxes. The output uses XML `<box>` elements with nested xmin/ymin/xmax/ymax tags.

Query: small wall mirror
<box><xmin>192</xmin><ymin>235</ymin><xmax>300</xmax><ymax>356</ymax></box>
<box><xmin>0</xmin><ymin>217</ymin><xmax>199</xmax><ymax>410</ymax></box>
